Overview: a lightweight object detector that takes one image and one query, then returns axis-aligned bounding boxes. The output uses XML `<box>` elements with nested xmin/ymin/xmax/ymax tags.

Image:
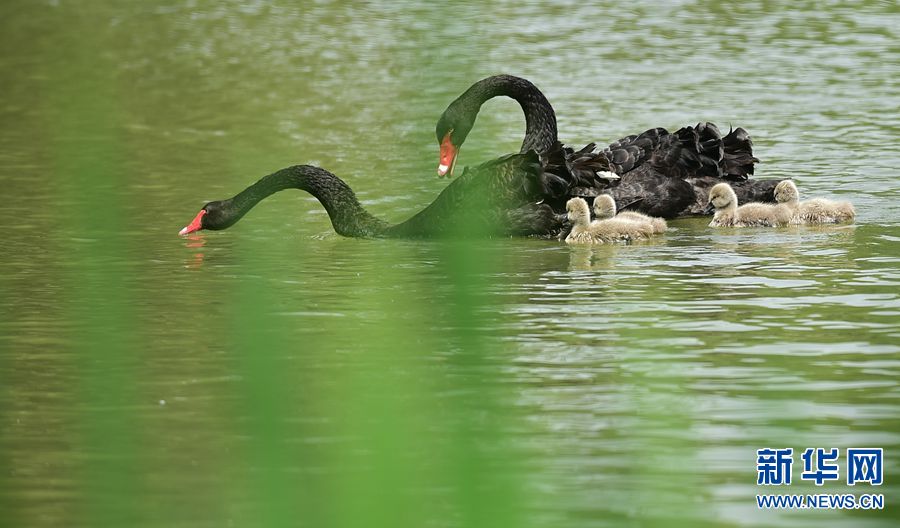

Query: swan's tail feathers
<box><xmin>543</xmin><ymin>141</ymin><xmax>614</xmax><ymax>191</ymax></box>
<box><xmin>566</xmin><ymin>142</ymin><xmax>617</xmax><ymax>187</ymax></box>
<box><xmin>649</xmin><ymin>122</ymin><xmax>758</xmax><ymax>181</ymax></box>
<box><xmin>601</xmin><ymin>123</ymin><xmax>759</xmax><ymax>182</ymax></box>
<box><xmin>722</xmin><ymin>126</ymin><xmax>759</xmax><ymax>180</ymax></box>
<box><xmin>603</xmin><ymin>128</ymin><xmax>667</xmax><ymax>174</ymax></box>
<box><xmin>652</xmin><ymin>123</ymin><xmax>724</xmax><ymax>179</ymax></box>
<box><xmin>696</xmin><ymin>122</ymin><xmax>726</xmax><ymax>164</ymax></box>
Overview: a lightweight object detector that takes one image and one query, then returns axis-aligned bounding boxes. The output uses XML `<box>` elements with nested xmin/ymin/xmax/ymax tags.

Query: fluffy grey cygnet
<box><xmin>774</xmin><ymin>180</ymin><xmax>855</xmax><ymax>225</ymax></box>
<box><xmin>708</xmin><ymin>183</ymin><xmax>792</xmax><ymax>227</ymax></box>
<box><xmin>566</xmin><ymin>197</ymin><xmax>654</xmax><ymax>244</ymax></box>
<box><xmin>592</xmin><ymin>195</ymin><xmax>667</xmax><ymax>234</ymax></box>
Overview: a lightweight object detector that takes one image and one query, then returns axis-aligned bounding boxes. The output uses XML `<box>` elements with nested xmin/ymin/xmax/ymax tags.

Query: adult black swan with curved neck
<box><xmin>179</xmin><ymin>152</ymin><xmax>569</xmax><ymax>239</ymax></box>
<box><xmin>435</xmin><ymin>74</ymin><xmax>780</xmax><ymax>218</ymax></box>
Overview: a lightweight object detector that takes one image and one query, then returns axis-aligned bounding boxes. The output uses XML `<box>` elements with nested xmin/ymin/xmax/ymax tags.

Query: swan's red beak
<box><xmin>438</xmin><ymin>133</ymin><xmax>457</xmax><ymax>178</ymax></box>
<box><xmin>179</xmin><ymin>209</ymin><xmax>206</xmax><ymax>236</ymax></box>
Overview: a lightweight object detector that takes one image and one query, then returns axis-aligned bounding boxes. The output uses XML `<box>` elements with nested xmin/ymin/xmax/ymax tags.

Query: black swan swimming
<box><xmin>435</xmin><ymin>74</ymin><xmax>781</xmax><ymax>218</ymax></box>
<box><xmin>179</xmin><ymin>151</ymin><xmax>571</xmax><ymax>238</ymax></box>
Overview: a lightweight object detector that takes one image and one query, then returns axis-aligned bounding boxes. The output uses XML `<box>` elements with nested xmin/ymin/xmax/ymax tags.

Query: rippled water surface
<box><xmin>1</xmin><ymin>1</ymin><xmax>898</xmax><ymax>527</ymax></box>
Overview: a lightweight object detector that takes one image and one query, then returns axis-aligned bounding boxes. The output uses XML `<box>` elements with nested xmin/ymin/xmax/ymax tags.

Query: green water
<box><xmin>1</xmin><ymin>1</ymin><xmax>898</xmax><ymax>527</ymax></box>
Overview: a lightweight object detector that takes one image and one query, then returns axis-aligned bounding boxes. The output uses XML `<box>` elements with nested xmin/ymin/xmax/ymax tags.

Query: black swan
<box><xmin>179</xmin><ymin>152</ymin><xmax>571</xmax><ymax>238</ymax></box>
<box><xmin>435</xmin><ymin>74</ymin><xmax>781</xmax><ymax>218</ymax></box>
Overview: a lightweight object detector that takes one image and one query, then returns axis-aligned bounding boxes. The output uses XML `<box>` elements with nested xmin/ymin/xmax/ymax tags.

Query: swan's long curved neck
<box><xmin>465</xmin><ymin>75</ymin><xmax>558</xmax><ymax>154</ymax></box>
<box><xmin>225</xmin><ymin>166</ymin><xmax>389</xmax><ymax>237</ymax></box>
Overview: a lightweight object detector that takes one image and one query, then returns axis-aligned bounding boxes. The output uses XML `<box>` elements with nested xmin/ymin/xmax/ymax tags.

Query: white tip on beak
<box><xmin>597</xmin><ymin>171</ymin><xmax>620</xmax><ymax>181</ymax></box>
<box><xmin>438</xmin><ymin>164</ymin><xmax>449</xmax><ymax>176</ymax></box>
<box><xmin>178</xmin><ymin>226</ymin><xmax>189</xmax><ymax>236</ymax></box>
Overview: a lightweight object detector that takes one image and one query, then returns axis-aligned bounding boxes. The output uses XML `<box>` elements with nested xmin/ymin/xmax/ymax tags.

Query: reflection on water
<box><xmin>1</xmin><ymin>1</ymin><xmax>899</xmax><ymax>527</ymax></box>
<box><xmin>183</xmin><ymin>235</ymin><xmax>208</xmax><ymax>269</ymax></box>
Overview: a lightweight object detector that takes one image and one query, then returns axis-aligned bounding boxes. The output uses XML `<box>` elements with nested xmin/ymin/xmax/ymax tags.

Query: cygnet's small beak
<box><xmin>703</xmin><ymin>202</ymin><xmax>716</xmax><ymax>215</ymax></box>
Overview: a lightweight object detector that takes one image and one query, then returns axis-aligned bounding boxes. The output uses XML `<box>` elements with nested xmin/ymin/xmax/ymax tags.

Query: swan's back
<box><xmin>389</xmin><ymin>151</ymin><xmax>559</xmax><ymax>237</ymax></box>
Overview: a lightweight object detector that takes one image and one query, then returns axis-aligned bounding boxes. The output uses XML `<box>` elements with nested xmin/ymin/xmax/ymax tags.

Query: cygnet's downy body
<box><xmin>565</xmin><ymin>197</ymin><xmax>653</xmax><ymax>244</ymax></box>
<box><xmin>708</xmin><ymin>183</ymin><xmax>792</xmax><ymax>227</ymax></box>
<box><xmin>774</xmin><ymin>180</ymin><xmax>855</xmax><ymax>225</ymax></box>
<box><xmin>592</xmin><ymin>196</ymin><xmax>667</xmax><ymax>234</ymax></box>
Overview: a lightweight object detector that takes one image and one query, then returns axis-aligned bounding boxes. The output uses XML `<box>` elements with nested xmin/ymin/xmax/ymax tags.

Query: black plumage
<box><xmin>435</xmin><ymin>75</ymin><xmax>779</xmax><ymax>219</ymax></box>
